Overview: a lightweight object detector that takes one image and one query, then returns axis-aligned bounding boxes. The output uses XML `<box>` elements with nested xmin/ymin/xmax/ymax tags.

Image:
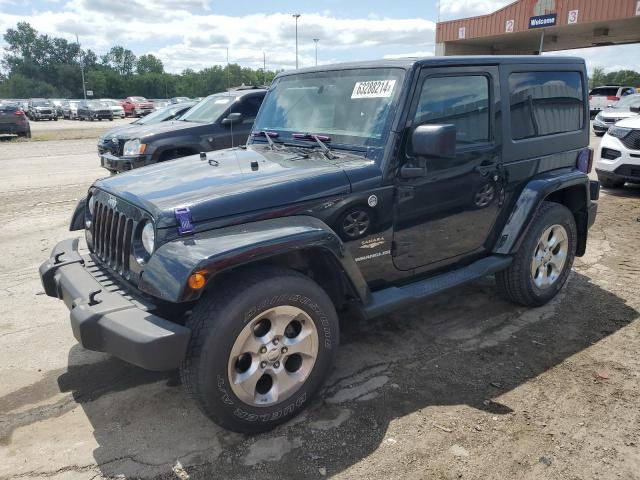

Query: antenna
<box><xmin>263</xmin><ymin>51</ymin><xmax>266</xmax><ymax>85</ymax></box>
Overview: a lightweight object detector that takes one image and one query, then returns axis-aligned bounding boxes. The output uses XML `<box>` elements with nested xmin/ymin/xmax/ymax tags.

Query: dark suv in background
<box><xmin>27</xmin><ymin>99</ymin><xmax>57</xmax><ymax>121</ymax></box>
<box><xmin>78</xmin><ymin>100</ymin><xmax>114</xmax><ymax>121</ymax></box>
<box><xmin>0</xmin><ymin>102</ymin><xmax>31</xmax><ymax>137</ymax></box>
<box><xmin>97</xmin><ymin>87</ymin><xmax>266</xmax><ymax>173</ymax></box>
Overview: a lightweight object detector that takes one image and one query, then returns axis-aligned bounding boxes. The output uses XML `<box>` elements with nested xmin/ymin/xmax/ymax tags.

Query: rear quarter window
<box><xmin>509</xmin><ymin>71</ymin><xmax>584</xmax><ymax>140</ymax></box>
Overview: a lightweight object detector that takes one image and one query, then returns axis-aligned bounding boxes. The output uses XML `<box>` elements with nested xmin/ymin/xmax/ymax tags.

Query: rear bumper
<box><xmin>39</xmin><ymin>239</ymin><xmax>190</xmax><ymax>371</ymax></box>
<box><xmin>0</xmin><ymin>123</ymin><xmax>29</xmax><ymax>134</ymax></box>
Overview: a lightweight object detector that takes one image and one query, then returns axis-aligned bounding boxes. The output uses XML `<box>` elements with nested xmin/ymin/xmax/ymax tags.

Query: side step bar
<box><xmin>362</xmin><ymin>255</ymin><xmax>512</xmax><ymax>319</ymax></box>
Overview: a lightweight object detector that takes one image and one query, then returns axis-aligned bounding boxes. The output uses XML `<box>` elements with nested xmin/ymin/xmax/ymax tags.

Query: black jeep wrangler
<box><xmin>40</xmin><ymin>56</ymin><xmax>599</xmax><ymax>433</ymax></box>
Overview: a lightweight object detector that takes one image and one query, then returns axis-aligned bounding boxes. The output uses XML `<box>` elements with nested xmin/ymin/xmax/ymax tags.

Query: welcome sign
<box><xmin>529</xmin><ymin>13</ymin><xmax>557</xmax><ymax>28</ymax></box>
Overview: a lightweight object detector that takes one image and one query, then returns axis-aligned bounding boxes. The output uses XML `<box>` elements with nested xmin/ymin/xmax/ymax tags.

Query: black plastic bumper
<box><xmin>39</xmin><ymin>239</ymin><xmax>190</xmax><ymax>371</ymax></box>
<box><xmin>596</xmin><ymin>167</ymin><xmax>640</xmax><ymax>184</ymax></box>
<box><xmin>100</xmin><ymin>153</ymin><xmax>150</xmax><ymax>173</ymax></box>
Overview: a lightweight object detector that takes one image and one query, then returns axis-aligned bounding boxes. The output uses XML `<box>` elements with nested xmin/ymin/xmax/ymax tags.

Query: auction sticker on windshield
<box><xmin>351</xmin><ymin>80</ymin><xmax>396</xmax><ymax>99</ymax></box>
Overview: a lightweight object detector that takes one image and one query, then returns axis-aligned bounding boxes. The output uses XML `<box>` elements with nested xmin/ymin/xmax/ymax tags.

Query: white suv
<box><xmin>595</xmin><ymin>115</ymin><xmax>640</xmax><ymax>188</ymax></box>
<box><xmin>589</xmin><ymin>86</ymin><xmax>636</xmax><ymax>115</ymax></box>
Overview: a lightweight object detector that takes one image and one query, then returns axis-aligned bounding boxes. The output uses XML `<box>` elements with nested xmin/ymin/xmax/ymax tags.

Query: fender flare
<box><xmin>493</xmin><ymin>169</ymin><xmax>590</xmax><ymax>255</ymax></box>
<box><xmin>138</xmin><ymin>215</ymin><xmax>370</xmax><ymax>304</ymax></box>
<box><xmin>69</xmin><ymin>197</ymin><xmax>86</xmax><ymax>231</ymax></box>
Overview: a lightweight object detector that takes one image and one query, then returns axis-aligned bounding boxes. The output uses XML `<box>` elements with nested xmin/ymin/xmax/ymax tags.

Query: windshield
<box><xmin>101</xmin><ymin>100</ymin><xmax>119</xmax><ymax>106</ymax></box>
<box><xmin>134</xmin><ymin>105</ymin><xmax>182</xmax><ymax>125</ymax></box>
<box><xmin>179</xmin><ymin>94</ymin><xmax>235</xmax><ymax>123</ymax></box>
<box><xmin>614</xmin><ymin>95</ymin><xmax>640</xmax><ymax>108</ymax></box>
<box><xmin>130</xmin><ymin>97</ymin><xmax>147</xmax><ymax>102</ymax></box>
<box><xmin>253</xmin><ymin>68</ymin><xmax>404</xmax><ymax>147</ymax></box>
<box><xmin>87</xmin><ymin>101</ymin><xmax>106</xmax><ymax>108</ymax></box>
<box><xmin>33</xmin><ymin>100</ymin><xmax>51</xmax><ymax>106</ymax></box>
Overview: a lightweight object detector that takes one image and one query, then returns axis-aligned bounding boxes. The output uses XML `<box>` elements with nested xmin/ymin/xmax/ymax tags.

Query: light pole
<box><xmin>313</xmin><ymin>38</ymin><xmax>319</xmax><ymax>66</ymax></box>
<box><xmin>76</xmin><ymin>34</ymin><xmax>87</xmax><ymax>100</ymax></box>
<box><xmin>293</xmin><ymin>14</ymin><xmax>301</xmax><ymax>69</ymax></box>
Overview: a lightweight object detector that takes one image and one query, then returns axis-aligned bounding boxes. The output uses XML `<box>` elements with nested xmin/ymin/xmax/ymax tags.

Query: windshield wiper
<box><xmin>251</xmin><ymin>130</ymin><xmax>280</xmax><ymax>150</ymax></box>
<box><xmin>292</xmin><ymin>133</ymin><xmax>337</xmax><ymax>159</ymax></box>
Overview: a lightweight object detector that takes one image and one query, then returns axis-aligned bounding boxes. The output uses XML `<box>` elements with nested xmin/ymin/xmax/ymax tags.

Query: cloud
<box><xmin>438</xmin><ymin>0</ymin><xmax>512</xmax><ymax>21</ymax></box>
<box><xmin>0</xmin><ymin>8</ymin><xmax>435</xmax><ymax>72</ymax></box>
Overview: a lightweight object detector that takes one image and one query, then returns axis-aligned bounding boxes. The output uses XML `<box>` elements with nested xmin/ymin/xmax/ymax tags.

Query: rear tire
<box><xmin>180</xmin><ymin>265</ymin><xmax>339</xmax><ymax>433</ymax></box>
<box><xmin>496</xmin><ymin>202</ymin><xmax>576</xmax><ymax>307</ymax></box>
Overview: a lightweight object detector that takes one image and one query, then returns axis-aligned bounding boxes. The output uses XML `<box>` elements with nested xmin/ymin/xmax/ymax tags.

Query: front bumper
<box><xmin>593</xmin><ymin>120</ymin><xmax>610</xmax><ymax>133</ymax></box>
<box><xmin>100</xmin><ymin>152</ymin><xmax>151</xmax><ymax>173</ymax></box>
<box><xmin>39</xmin><ymin>238</ymin><xmax>190</xmax><ymax>371</ymax></box>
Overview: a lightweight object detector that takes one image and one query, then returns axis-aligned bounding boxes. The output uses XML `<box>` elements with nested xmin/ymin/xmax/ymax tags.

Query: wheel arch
<box><xmin>494</xmin><ymin>169</ymin><xmax>591</xmax><ymax>257</ymax></box>
<box><xmin>138</xmin><ymin>215</ymin><xmax>370</xmax><ymax>307</ymax></box>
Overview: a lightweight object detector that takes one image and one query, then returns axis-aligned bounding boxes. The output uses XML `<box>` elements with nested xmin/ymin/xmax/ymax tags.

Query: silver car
<box><xmin>100</xmin><ymin>99</ymin><xmax>126</xmax><ymax>118</ymax></box>
<box><xmin>593</xmin><ymin>94</ymin><xmax>640</xmax><ymax>136</ymax></box>
<box><xmin>61</xmin><ymin>100</ymin><xmax>80</xmax><ymax>120</ymax></box>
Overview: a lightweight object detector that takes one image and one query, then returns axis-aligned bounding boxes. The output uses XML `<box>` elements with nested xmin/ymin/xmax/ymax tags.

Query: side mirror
<box><xmin>221</xmin><ymin>112</ymin><xmax>243</xmax><ymax>126</ymax></box>
<box><xmin>411</xmin><ymin>124</ymin><xmax>456</xmax><ymax>159</ymax></box>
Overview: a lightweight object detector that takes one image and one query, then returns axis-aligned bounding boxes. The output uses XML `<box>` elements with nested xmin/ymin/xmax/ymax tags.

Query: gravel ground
<box><xmin>0</xmin><ymin>129</ymin><xmax>638</xmax><ymax>480</ymax></box>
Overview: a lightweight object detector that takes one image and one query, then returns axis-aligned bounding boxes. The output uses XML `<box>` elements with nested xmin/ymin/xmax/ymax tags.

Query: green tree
<box><xmin>137</xmin><ymin>54</ymin><xmax>164</xmax><ymax>74</ymax></box>
<box><xmin>103</xmin><ymin>46</ymin><xmax>137</xmax><ymax>76</ymax></box>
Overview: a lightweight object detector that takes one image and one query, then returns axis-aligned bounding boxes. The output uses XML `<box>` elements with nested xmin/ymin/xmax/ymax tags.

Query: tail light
<box><xmin>607</xmin><ymin>96</ymin><xmax>620</xmax><ymax>101</ymax></box>
<box><xmin>577</xmin><ymin>147</ymin><xmax>593</xmax><ymax>174</ymax></box>
<box><xmin>588</xmin><ymin>95</ymin><xmax>592</xmax><ymax>100</ymax></box>
<box><xmin>15</xmin><ymin>110</ymin><xmax>24</xmax><ymax>116</ymax></box>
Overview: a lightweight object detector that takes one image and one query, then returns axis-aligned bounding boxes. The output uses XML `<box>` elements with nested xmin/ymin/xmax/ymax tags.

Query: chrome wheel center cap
<box><xmin>266</xmin><ymin>348</ymin><xmax>281</xmax><ymax>362</ymax></box>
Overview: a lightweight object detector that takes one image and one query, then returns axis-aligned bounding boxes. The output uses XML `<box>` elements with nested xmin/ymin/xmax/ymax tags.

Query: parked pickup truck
<box><xmin>40</xmin><ymin>56</ymin><xmax>599</xmax><ymax>434</ymax></box>
<box><xmin>121</xmin><ymin>96</ymin><xmax>155</xmax><ymax>117</ymax></box>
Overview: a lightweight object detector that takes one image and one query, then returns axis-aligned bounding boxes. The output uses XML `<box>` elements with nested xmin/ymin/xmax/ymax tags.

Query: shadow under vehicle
<box><xmin>40</xmin><ymin>56</ymin><xmax>599</xmax><ymax>435</ymax></box>
<box><xmin>97</xmin><ymin>89</ymin><xmax>266</xmax><ymax>174</ymax></box>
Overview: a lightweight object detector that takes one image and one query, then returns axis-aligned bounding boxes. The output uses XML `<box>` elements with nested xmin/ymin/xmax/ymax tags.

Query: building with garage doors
<box><xmin>436</xmin><ymin>0</ymin><xmax>640</xmax><ymax>55</ymax></box>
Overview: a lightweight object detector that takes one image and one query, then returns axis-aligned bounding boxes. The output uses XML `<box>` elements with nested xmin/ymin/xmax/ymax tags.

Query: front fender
<box><xmin>138</xmin><ymin>215</ymin><xmax>370</xmax><ymax>303</ymax></box>
<box><xmin>69</xmin><ymin>197</ymin><xmax>86</xmax><ymax>231</ymax></box>
<box><xmin>493</xmin><ymin>168</ymin><xmax>590</xmax><ymax>255</ymax></box>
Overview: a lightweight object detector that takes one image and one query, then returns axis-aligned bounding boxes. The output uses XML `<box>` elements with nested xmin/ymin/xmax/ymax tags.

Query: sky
<box><xmin>0</xmin><ymin>0</ymin><xmax>639</xmax><ymax>74</ymax></box>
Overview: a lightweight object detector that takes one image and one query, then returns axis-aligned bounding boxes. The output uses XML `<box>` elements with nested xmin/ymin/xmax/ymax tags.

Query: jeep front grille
<box><xmin>620</xmin><ymin>129</ymin><xmax>640</xmax><ymax>151</ymax></box>
<box><xmin>92</xmin><ymin>201</ymin><xmax>134</xmax><ymax>274</ymax></box>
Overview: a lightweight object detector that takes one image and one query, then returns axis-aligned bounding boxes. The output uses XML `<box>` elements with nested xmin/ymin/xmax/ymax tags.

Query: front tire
<box><xmin>496</xmin><ymin>202</ymin><xmax>576</xmax><ymax>307</ymax></box>
<box><xmin>180</xmin><ymin>266</ymin><xmax>339</xmax><ymax>433</ymax></box>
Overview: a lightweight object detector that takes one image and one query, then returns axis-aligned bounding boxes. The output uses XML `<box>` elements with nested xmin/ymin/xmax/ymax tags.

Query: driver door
<box><xmin>392</xmin><ymin>66</ymin><xmax>504</xmax><ymax>271</ymax></box>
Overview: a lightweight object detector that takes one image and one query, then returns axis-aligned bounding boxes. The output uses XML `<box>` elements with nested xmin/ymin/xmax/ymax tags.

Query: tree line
<box><xmin>0</xmin><ymin>22</ymin><xmax>278</xmax><ymax>99</ymax></box>
<box><xmin>589</xmin><ymin>67</ymin><xmax>640</xmax><ymax>90</ymax></box>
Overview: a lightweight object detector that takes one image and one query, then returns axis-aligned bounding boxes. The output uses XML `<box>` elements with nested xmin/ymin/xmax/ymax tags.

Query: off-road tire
<box><xmin>597</xmin><ymin>175</ymin><xmax>625</xmax><ymax>189</ymax></box>
<box><xmin>496</xmin><ymin>201</ymin><xmax>577</xmax><ymax>307</ymax></box>
<box><xmin>180</xmin><ymin>265</ymin><xmax>339</xmax><ymax>433</ymax></box>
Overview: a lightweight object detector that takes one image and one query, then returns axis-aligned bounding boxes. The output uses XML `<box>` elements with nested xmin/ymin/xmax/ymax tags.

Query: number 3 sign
<box><xmin>568</xmin><ymin>10</ymin><xmax>579</xmax><ymax>24</ymax></box>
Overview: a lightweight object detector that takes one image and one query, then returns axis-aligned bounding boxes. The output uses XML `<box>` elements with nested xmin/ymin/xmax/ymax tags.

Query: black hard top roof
<box><xmin>276</xmin><ymin>55</ymin><xmax>586</xmax><ymax>78</ymax></box>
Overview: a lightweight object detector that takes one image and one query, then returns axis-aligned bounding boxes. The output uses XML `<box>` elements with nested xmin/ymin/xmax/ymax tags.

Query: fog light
<box><xmin>188</xmin><ymin>272</ymin><xmax>206</xmax><ymax>290</ymax></box>
<box><xmin>601</xmin><ymin>148</ymin><xmax>621</xmax><ymax>160</ymax></box>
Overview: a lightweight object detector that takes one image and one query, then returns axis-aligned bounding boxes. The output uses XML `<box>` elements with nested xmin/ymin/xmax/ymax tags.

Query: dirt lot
<box><xmin>1</xmin><ymin>117</ymin><xmax>132</xmax><ymax>142</ymax></box>
<box><xmin>0</xmin><ymin>129</ymin><xmax>638</xmax><ymax>480</ymax></box>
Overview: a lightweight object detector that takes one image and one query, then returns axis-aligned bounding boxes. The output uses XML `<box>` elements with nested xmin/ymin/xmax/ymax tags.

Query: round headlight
<box><xmin>88</xmin><ymin>195</ymin><xmax>96</xmax><ymax>216</ymax></box>
<box><xmin>141</xmin><ymin>222</ymin><xmax>155</xmax><ymax>254</ymax></box>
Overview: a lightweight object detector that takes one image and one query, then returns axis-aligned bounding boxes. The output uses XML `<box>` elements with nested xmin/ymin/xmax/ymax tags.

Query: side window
<box><xmin>413</xmin><ymin>75</ymin><xmax>490</xmax><ymax>146</ymax></box>
<box><xmin>509</xmin><ymin>71</ymin><xmax>584</xmax><ymax>140</ymax></box>
<box><xmin>235</xmin><ymin>95</ymin><xmax>264</xmax><ymax>118</ymax></box>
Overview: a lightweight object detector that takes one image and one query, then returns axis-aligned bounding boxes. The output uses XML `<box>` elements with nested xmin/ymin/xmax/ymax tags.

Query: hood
<box><xmin>615</xmin><ymin>116</ymin><xmax>640</xmax><ymax>128</ymax></box>
<box><xmin>93</xmin><ymin>146</ymin><xmax>376</xmax><ymax>228</ymax></box>
<box><xmin>100</xmin><ymin>120</ymin><xmax>199</xmax><ymax>142</ymax></box>
<box><xmin>599</xmin><ymin>108</ymin><xmax>638</xmax><ymax>119</ymax></box>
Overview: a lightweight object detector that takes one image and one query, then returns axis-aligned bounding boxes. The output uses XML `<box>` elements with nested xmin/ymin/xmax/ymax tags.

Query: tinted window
<box><xmin>589</xmin><ymin>87</ymin><xmax>619</xmax><ymax>96</ymax></box>
<box><xmin>510</xmin><ymin>72</ymin><xmax>584</xmax><ymax>140</ymax></box>
<box><xmin>233</xmin><ymin>95</ymin><xmax>264</xmax><ymax>118</ymax></box>
<box><xmin>414</xmin><ymin>75</ymin><xmax>490</xmax><ymax>145</ymax></box>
